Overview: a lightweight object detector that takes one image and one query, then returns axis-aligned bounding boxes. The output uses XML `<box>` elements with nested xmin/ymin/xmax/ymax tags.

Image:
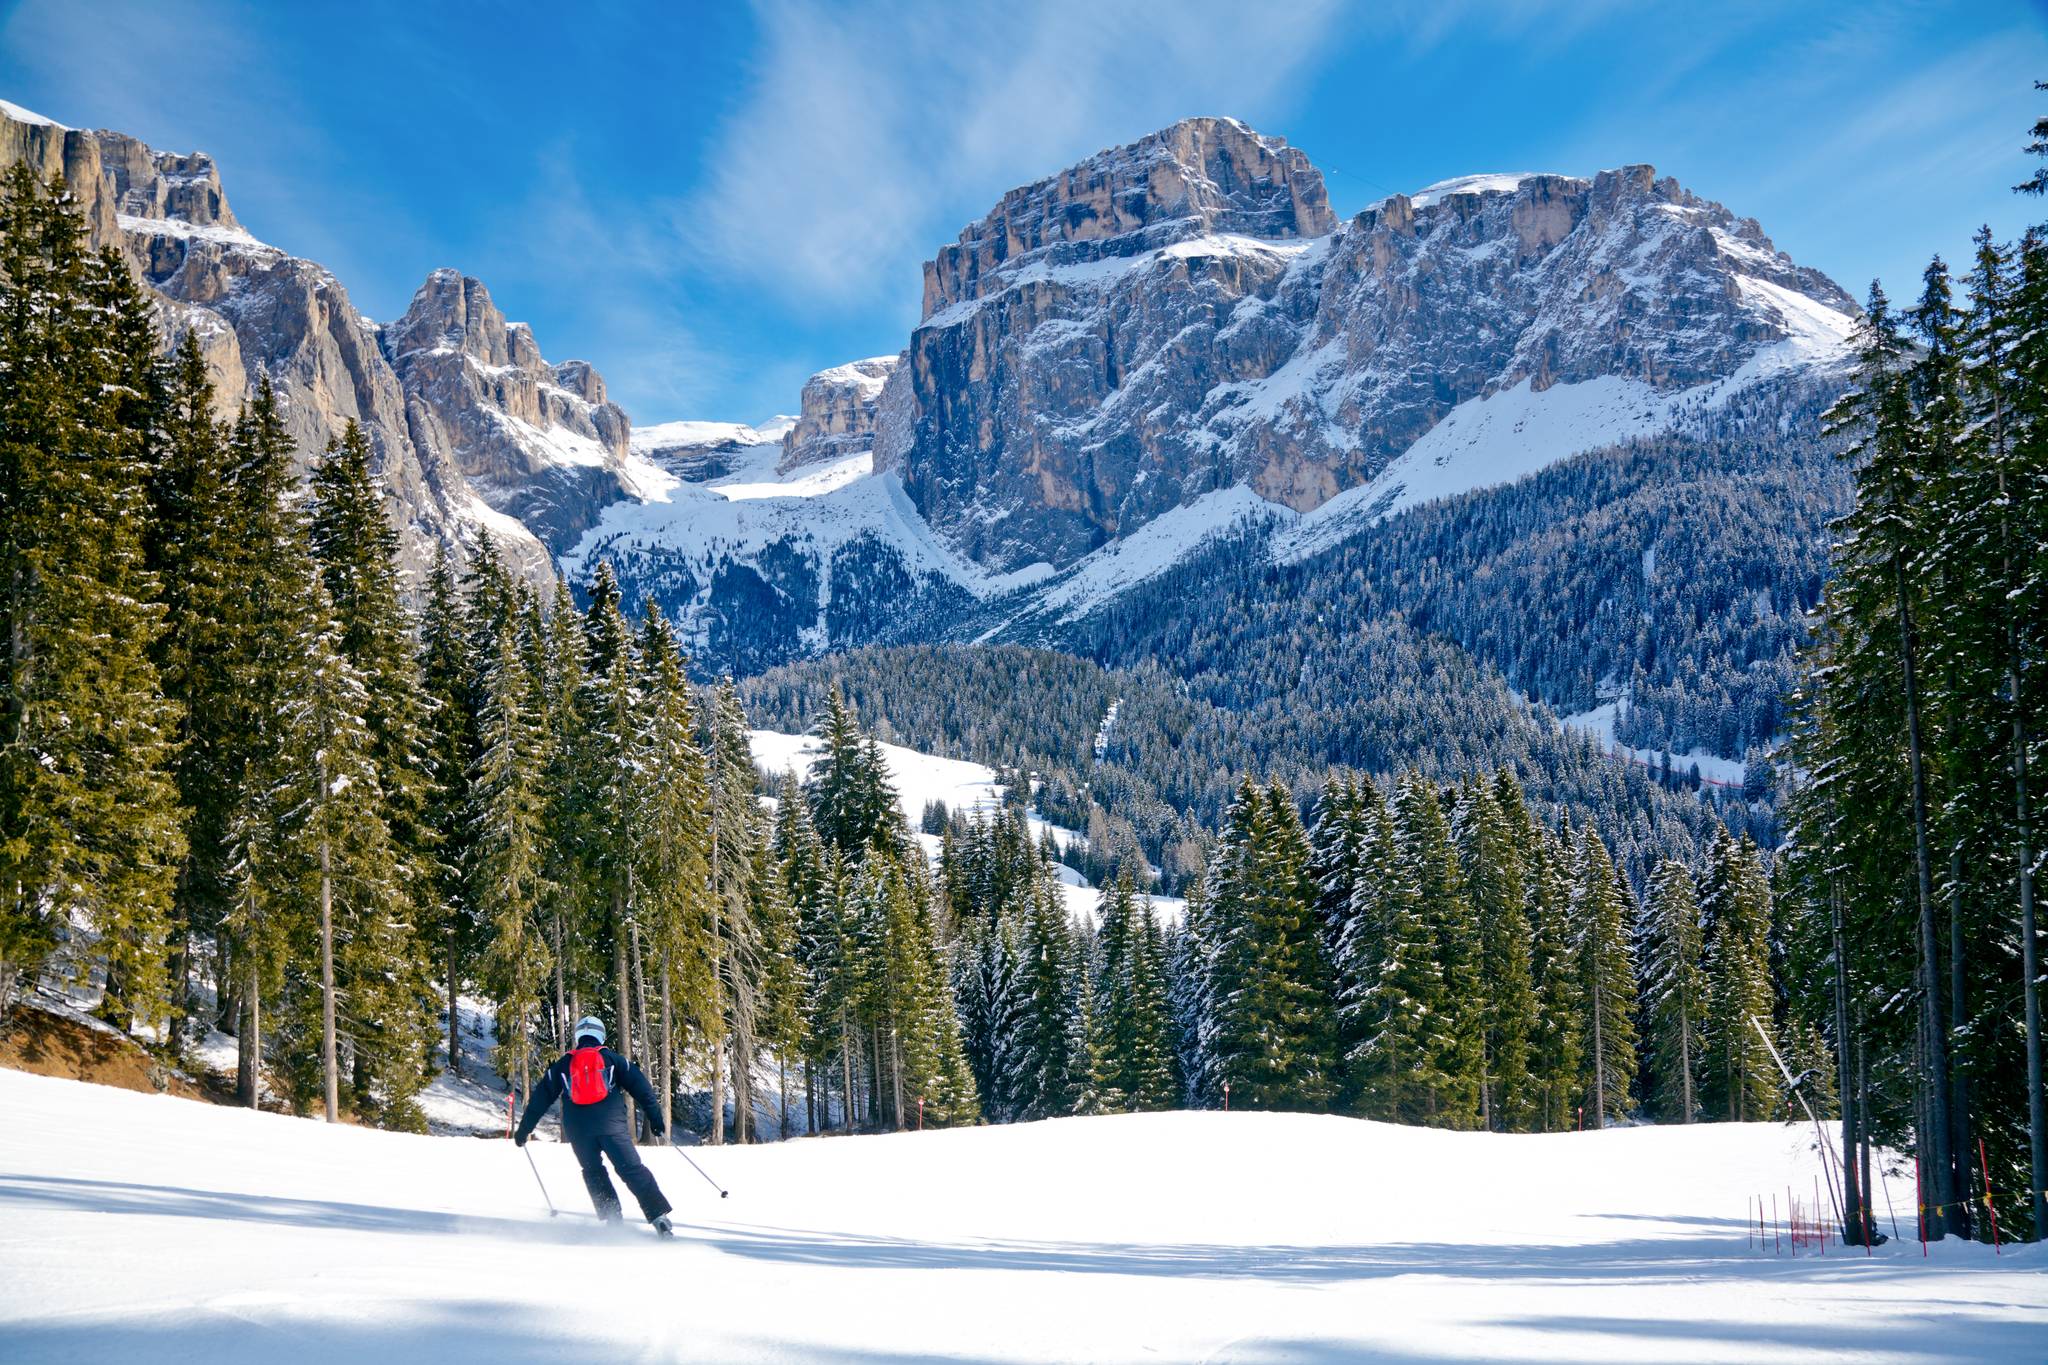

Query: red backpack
<box><xmin>566</xmin><ymin>1046</ymin><xmax>613</xmax><ymax>1105</ymax></box>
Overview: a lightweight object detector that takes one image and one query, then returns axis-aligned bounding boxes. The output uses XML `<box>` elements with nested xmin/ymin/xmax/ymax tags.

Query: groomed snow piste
<box><xmin>0</xmin><ymin>1068</ymin><xmax>2039</xmax><ymax>1362</ymax></box>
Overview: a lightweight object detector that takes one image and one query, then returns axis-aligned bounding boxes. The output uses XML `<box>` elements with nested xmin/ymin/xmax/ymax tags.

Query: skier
<box><xmin>514</xmin><ymin>1015</ymin><xmax>675</xmax><ymax>1236</ymax></box>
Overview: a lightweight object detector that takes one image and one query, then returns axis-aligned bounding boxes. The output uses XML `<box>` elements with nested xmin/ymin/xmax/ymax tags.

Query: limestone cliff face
<box><xmin>881</xmin><ymin>117</ymin><xmax>1339</xmax><ymax>570</ymax></box>
<box><xmin>380</xmin><ymin>270</ymin><xmax>635</xmax><ymax>553</ymax></box>
<box><xmin>0</xmin><ymin>100</ymin><xmax>642</xmax><ymax>586</ymax></box>
<box><xmin>780</xmin><ymin>356</ymin><xmax>898</xmax><ymax>472</ymax></box>
<box><xmin>880</xmin><ymin>122</ymin><xmax>1858</xmax><ymax>573</ymax></box>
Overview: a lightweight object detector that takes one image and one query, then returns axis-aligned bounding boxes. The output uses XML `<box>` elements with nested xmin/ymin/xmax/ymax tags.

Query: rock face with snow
<box><xmin>381</xmin><ymin>270</ymin><xmax>635</xmax><ymax>553</ymax></box>
<box><xmin>0</xmin><ymin>101</ymin><xmax>594</xmax><ymax>586</ymax></box>
<box><xmin>880</xmin><ymin>117</ymin><xmax>1340</xmax><ymax>570</ymax></box>
<box><xmin>781</xmin><ymin>356</ymin><xmax>897</xmax><ymax>472</ymax></box>
<box><xmin>879</xmin><ymin>121</ymin><xmax>1858</xmax><ymax>574</ymax></box>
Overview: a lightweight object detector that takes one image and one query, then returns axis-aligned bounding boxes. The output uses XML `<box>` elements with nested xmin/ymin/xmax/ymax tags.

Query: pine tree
<box><xmin>1816</xmin><ymin>280</ymin><xmax>1961</xmax><ymax>1229</ymax></box>
<box><xmin>307</xmin><ymin>421</ymin><xmax>435</xmax><ymax>1112</ymax></box>
<box><xmin>469</xmin><ymin>613</ymin><xmax>551</xmax><ymax>1097</ymax></box>
<box><xmin>1013</xmin><ymin>866</ymin><xmax>1080</xmax><ymax>1120</ymax></box>
<box><xmin>1700</xmin><ymin>830</ymin><xmax>1780</xmax><ymax>1123</ymax></box>
<box><xmin>148</xmin><ymin>331</ymin><xmax>243</xmax><ymax>1050</ymax></box>
<box><xmin>1455</xmin><ymin>778</ymin><xmax>1536</xmax><ymax>1131</ymax></box>
<box><xmin>705</xmin><ymin>675</ymin><xmax>761</xmax><ymax>1141</ymax></box>
<box><xmin>415</xmin><ymin>546</ymin><xmax>477</xmax><ymax>1080</ymax></box>
<box><xmin>1641</xmin><ymin>858</ymin><xmax>1704</xmax><ymax>1123</ymax></box>
<box><xmin>632</xmin><ymin>608</ymin><xmax>713</xmax><ymax>1136</ymax></box>
<box><xmin>1124</xmin><ymin>890</ymin><xmax>1179</xmax><ymax>1110</ymax></box>
<box><xmin>1571</xmin><ymin>829</ymin><xmax>1638</xmax><ymax>1129</ymax></box>
<box><xmin>1202</xmin><ymin>781</ymin><xmax>1337</xmax><ymax>1113</ymax></box>
<box><xmin>0</xmin><ymin>165</ymin><xmax>183</xmax><ymax>1026</ymax></box>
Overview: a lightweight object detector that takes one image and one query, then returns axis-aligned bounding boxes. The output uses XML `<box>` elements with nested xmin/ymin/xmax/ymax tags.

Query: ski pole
<box><xmin>524</xmin><ymin>1144</ymin><xmax>559</xmax><ymax>1218</ymax></box>
<box><xmin>669</xmin><ymin>1135</ymin><xmax>730</xmax><ymax>1199</ymax></box>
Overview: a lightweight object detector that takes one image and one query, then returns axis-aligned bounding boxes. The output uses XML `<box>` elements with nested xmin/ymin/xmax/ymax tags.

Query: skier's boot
<box><xmin>651</xmin><ymin>1215</ymin><xmax>675</xmax><ymax>1238</ymax></box>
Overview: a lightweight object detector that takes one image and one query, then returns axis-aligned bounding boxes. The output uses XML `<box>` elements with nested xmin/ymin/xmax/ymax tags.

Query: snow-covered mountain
<box><xmin>2</xmin><ymin>97</ymin><xmax>1857</xmax><ymax>658</ymax></box>
<box><xmin>575</xmin><ymin>116</ymin><xmax>1856</xmax><ymax>663</ymax></box>
<box><xmin>0</xmin><ymin>100</ymin><xmax>641</xmax><ymax>586</ymax></box>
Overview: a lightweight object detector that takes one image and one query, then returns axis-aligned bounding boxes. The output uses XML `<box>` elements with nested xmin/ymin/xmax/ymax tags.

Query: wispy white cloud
<box><xmin>684</xmin><ymin>0</ymin><xmax>1348</xmax><ymax>309</ymax></box>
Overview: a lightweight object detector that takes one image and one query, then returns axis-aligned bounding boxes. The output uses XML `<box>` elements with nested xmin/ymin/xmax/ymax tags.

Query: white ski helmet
<box><xmin>574</xmin><ymin>1015</ymin><xmax>606</xmax><ymax>1046</ymax></box>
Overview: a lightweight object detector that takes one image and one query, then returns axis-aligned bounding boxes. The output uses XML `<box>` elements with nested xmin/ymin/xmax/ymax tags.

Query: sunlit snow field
<box><xmin>0</xmin><ymin>1068</ymin><xmax>2039</xmax><ymax>1362</ymax></box>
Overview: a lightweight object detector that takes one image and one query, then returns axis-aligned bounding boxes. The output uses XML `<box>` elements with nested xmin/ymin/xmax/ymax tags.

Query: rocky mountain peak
<box><xmin>383</xmin><ymin>269</ymin><xmax>544</xmax><ymax>370</ymax></box>
<box><xmin>93</xmin><ymin>131</ymin><xmax>238</xmax><ymax>231</ymax></box>
<box><xmin>781</xmin><ymin>355</ymin><xmax>899</xmax><ymax>472</ymax></box>
<box><xmin>380</xmin><ymin>269</ymin><xmax>634</xmax><ymax>552</ymax></box>
<box><xmin>923</xmin><ymin>116</ymin><xmax>1335</xmax><ymax>319</ymax></box>
<box><xmin>882</xmin><ymin>136</ymin><xmax>1860</xmax><ymax>574</ymax></box>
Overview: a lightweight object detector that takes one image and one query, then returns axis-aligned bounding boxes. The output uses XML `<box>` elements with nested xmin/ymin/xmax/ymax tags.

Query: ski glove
<box><xmin>514</xmin><ymin>1130</ymin><xmax>528</xmax><ymax>1147</ymax></box>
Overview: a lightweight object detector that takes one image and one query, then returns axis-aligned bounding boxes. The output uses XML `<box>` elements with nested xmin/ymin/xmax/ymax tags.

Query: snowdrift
<box><xmin>0</xmin><ymin>1067</ymin><xmax>2038</xmax><ymax>1362</ymax></box>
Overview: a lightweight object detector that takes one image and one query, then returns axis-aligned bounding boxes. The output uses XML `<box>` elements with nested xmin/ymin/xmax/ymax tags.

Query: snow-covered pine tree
<box><xmin>1348</xmin><ymin>777</ymin><xmax>1444</xmax><ymax>1123</ymax></box>
<box><xmin>577</xmin><ymin>570</ymin><xmax>642</xmax><ymax>1108</ymax></box>
<box><xmin>415</xmin><ymin>546</ymin><xmax>478</xmax><ymax>1081</ymax></box>
<box><xmin>1454</xmin><ymin>777</ymin><xmax>1536</xmax><ymax>1132</ymax></box>
<box><xmin>307</xmin><ymin>422</ymin><xmax>437</xmax><ymax>1109</ymax></box>
<box><xmin>1640</xmin><ymin>858</ymin><xmax>1705</xmax><ymax>1123</ymax></box>
<box><xmin>1329</xmin><ymin>779</ymin><xmax>1390</xmax><ymax>1112</ymax></box>
<box><xmin>1087</xmin><ymin>871</ymin><xmax>1141</xmax><ymax>1112</ymax></box>
<box><xmin>705</xmin><ymin>676</ymin><xmax>762</xmax><ymax>1141</ymax></box>
<box><xmin>1570</xmin><ymin>828</ymin><xmax>1638</xmax><ymax>1129</ymax></box>
<box><xmin>469</xmin><ymin>612</ymin><xmax>552</xmax><ymax>1099</ymax></box>
<box><xmin>1699</xmin><ymin>830</ymin><xmax>1779</xmax><ymax>1123</ymax></box>
<box><xmin>1812</xmin><ymin>280</ymin><xmax>1961</xmax><ymax>1228</ymax></box>
<box><xmin>1969</xmin><ymin>203</ymin><xmax>2048</xmax><ymax>1236</ymax></box>
<box><xmin>751</xmin><ymin>806</ymin><xmax>808</xmax><ymax>1138</ymax></box>
<box><xmin>1517</xmin><ymin>812</ymin><xmax>1582</xmax><ymax>1132</ymax></box>
<box><xmin>1012</xmin><ymin>864</ymin><xmax>1080</xmax><ymax>1120</ymax></box>
<box><xmin>775</xmin><ymin>770</ymin><xmax>842</xmax><ymax>1130</ymax></box>
<box><xmin>1396</xmin><ymin>773</ymin><xmax>1482</xmax><ymax>1127</ymax></box>
<box><xmin>631</xmin><ymin>607</ymin><xmax>712</xmax><ymax>1137</ymax></box>
<box><xmin>1168</xmin><ymin>866</ymin><xmax>1214</xmax><ymax>1108</ymax></box>
<box><xmin>1124</xmin><ymin>888</ymin><xmax>1179</xmax><ymax>1111</ymax></box>
<box><xmin>532</xmin><ymin>584</ymin><xmax>591</xmax><ymax>1056</ymax></box>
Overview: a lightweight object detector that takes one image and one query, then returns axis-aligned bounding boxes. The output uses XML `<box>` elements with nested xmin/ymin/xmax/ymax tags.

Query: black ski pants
<box><xmin>570</xmin><ymin>1130</ymin><xmax>672</xmax><ymax>1223</ymax></box>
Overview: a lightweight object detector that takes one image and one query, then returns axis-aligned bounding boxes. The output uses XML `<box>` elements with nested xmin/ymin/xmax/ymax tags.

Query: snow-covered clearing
<box><xmin>1</xmin><ymin>1067</ymin><xmax>2038</xmax><ymax>1362</ymax></box>
<box><xmin>1558</xmin><ymin>698</ymin><xmax>1748</xmax><ymax>789</ymax></box>
<box><xmin>748</xmin><ymin>729</ymin><xmax>1184</xmax><ymax>925</ymax></box>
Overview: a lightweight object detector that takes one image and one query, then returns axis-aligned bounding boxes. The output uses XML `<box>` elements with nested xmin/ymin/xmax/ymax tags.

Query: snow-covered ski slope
<box><xmin>1</xmin><ymin>1069</ymin><xmax>2039</xmax><ymax>1363</ymax></box>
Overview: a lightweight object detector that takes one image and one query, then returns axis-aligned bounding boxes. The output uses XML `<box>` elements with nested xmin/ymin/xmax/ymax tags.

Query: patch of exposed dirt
<box><xmin>0</xmin><ymin>1004</ymin><xmax>210</xmax><ymax>1101</ymax></box>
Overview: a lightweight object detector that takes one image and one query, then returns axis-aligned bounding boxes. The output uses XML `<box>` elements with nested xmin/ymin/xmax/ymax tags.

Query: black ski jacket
<box><xmin>514</xmin><ymin>1045</ymin><xmax>663</xmax><ymax>1144</ymax></box>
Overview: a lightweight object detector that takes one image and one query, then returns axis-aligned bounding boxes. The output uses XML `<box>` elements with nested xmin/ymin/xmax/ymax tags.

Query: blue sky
<box><xmin>3</xmin><ymin>0</ymin><xmax>2045</xmax><ymax>424</ymax></box>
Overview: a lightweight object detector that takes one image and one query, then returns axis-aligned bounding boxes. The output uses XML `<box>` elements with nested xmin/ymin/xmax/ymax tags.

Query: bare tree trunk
<box><xmin>891</xmin><ymin>1026</ymin><xmax>905</xmax><ymax>1132</ymax></box>
<box><xmin>551</xmin><ymin>912</ymin><xmax>568</xmax><ymax>1054</ymax></box>
<box><xmin>1679</xmin><ymin>999</ymin><xmax>1694</xmax><ymax>1124</ymax></box>
<box><xmin>841</xmin><ymin>1009</ymin><xmax>854</xmax><ymax>1132</ymax></box>
<box><xmin>629</xmin><ymin>920</ymin><xmax>651</xmax><ymax>1141</ymax></box>
<box><xmin>446</xmin><ymin>929</ymin><xmax>461</xmax><ymax>1078</ymax></box>
<box><xmin>780</xmin><ymin>1055</ymin><xmax>789</xmax><ymax>1141</ymax></box>
<box><xmin>871</xmin><ymin>1020</ymin><xmax>884</xmax><ymax>1128</ymax></box>
<box><xmin>2012</xmin><ymin>635</ymin><xmax>2046</xmax><ymax>1239</ymax></box>
<box><xmin>1895</xmin><ymin>565</ymin><xmax>1956</xmax><ymax>1236</ymax></box>
<box><xmin>237</xmin><ymin>956</ymin><xmax>261</xmax><ymax>1108</ymax></box>
<box><xmin>1947</xmin><ymin>849</ymin><xmax>1975</xmax><ymax>1238</ymax></box>
<box><xmin>1832</xmin><ymin>881</ymin><xmax>1865</xmax><ymax>1241</ymax></box>
<box><xmin>613</xmin><ymin>892</ymin><xmax>634</xmax><ymax>1135</ymax></box>
<box><xmin>659</xmin><ymin>957</ymin><xmax>674</xmax><ymax>1139</ymax></box>
<box><xmin>319</xmin><ymin>832</ymin><xmax>338</xmax><ymax>1125</ymax></box>
<box><xmin>1590</xmin><ymin>962</ymin><xmax>1607</xmax><ymax>1130</ymax></box>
